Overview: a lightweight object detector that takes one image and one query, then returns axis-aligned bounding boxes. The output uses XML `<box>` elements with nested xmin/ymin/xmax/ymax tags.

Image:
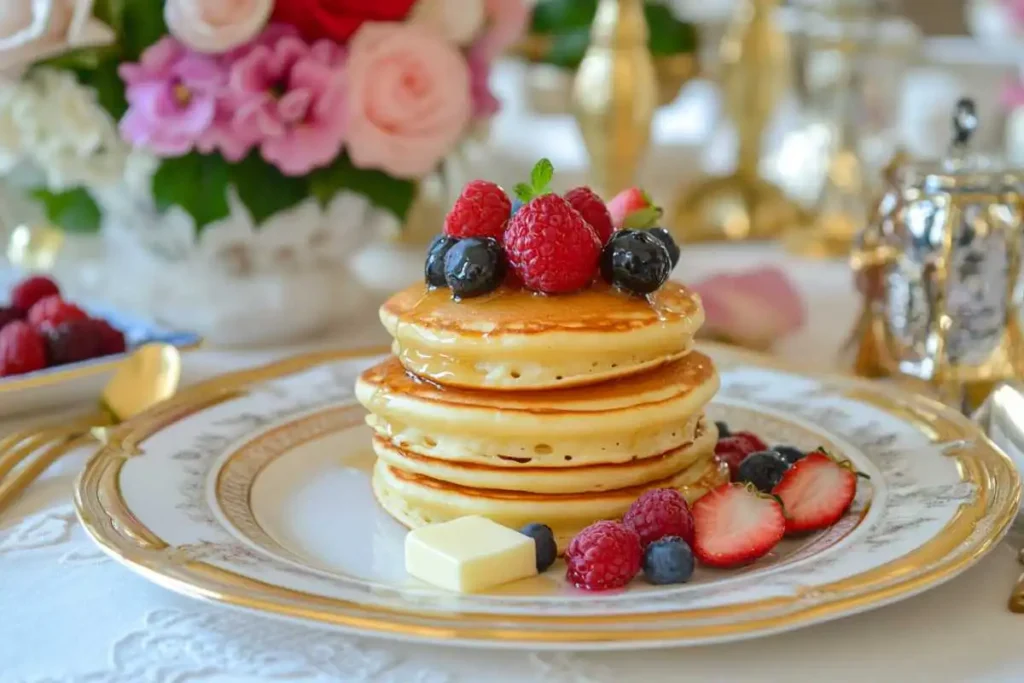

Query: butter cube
<box><xmin>405</xmin><ymin>516</ymin><xmax>538</xmax><ymax>593</ymax></box>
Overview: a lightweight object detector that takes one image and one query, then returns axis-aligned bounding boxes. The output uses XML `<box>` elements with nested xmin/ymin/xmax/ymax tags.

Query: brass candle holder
<box><xmin>571</xmin><ymin>0</ymin><xmax>658</xmax><ymax>198</ymax></box>
<box><xmin>669</xmin><ymin>0</ymin><xmax>805</xmax><ymax>243</ymax></box>
<box><xmin>849</xmin><ymin>100</ymin><xmax>1024</xmax><ymax>412</ymax></box>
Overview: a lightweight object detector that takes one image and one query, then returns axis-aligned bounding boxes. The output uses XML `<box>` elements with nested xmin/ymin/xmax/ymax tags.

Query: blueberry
<box><xmin>648</xmin><ymin>228</ymin><xmax>680</xmax><ymax>268</ymax></box>
<box><xmin>737</xmin><ymin>450</ymin><xmax>790</xmax><ymax>493</ymax></box>
<box><xmin>520</xmin><ymin>522</ymin><xmax>557</xmax><ymax>572</ymax></box>
<box><xmin>425</xmin><ymin>234</ymin><xmax>458</xmax><ymax>288</ymax></box>
<box><xmin>773</xmin><ymin>445</ymin><xmax>806</xmax><ymax>465</ymax></box>
<box><xmin>715</xmin><ymin>421</ymin><xmax>731</xmax><ymax>438</ymax></box>
<box><xmin>511</xmin><ymin>197</ymin><xmax>524</xmax><ymax>216</ymax></box>
<box><xmin>599</xmin><ymin>230</ymin><xmax>672</xmax><ymax>295</ymax></box>
<box><xmin>642</xmin><ymin>536</ymin><xmax>695</xmax><ymax>585</ymax></box>
<box><xmin>443</xmin><ymin>237</ymin><xmax>506</xmax><ymax>299</ymax></box>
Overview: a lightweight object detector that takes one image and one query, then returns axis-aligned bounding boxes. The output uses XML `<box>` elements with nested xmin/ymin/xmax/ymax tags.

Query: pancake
<box><xmin>373</xmin><ymin>417</ymin><xmax>716</xmax><ymax>494</ymax></box>
<box><xmin>380</xmin><ymin>281</ymin><xmax>704</xmax><ymax>390</ymax></box>
<box><xmin>372</xmin><ymin>451</ymin><xmax>729</xmax><ymax>549</ymax></box>
<box><xmin>356</xmin><ymin>352</ymin><xmax>719</xmax><ymax>466</ymax></box>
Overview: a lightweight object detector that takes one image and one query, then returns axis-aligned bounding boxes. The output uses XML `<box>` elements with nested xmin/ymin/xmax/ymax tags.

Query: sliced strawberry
<box><xmin>691</xmin><ymin>483</ymin><xmax>785</xmax><ymax>568</ymax></box>
<box><xmin>772</xmin><ymin>450</ymin><xmax>859</xmax><ymax>535</ymax></box>
<box><xmin>714</xmin><ymin>431</ymin><xmax>768</xmax><ymax>480</ymax></box>
<box><xmin>607</xmin><ymin>187</ymin><xmax>661</xmax><ymax>229</ymax></box>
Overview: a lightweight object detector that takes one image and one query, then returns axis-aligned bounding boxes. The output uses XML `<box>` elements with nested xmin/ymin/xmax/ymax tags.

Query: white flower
<box><xmin>0</xmin><ymin>68</ymin><xmax>126</xmax><ymax>190</ymax></box>
<box><xmin>165</xmin><ymin>0</ymin><xmax>273</xmax><ymax>54</ymax></box>
<box><xmin>410</xmin><ymin>0</ymin><xmax>485</xmax><ymax>45</ymax></box>
<box><xmin>0</xmin><ymin>0</ymin><xmax>115</xmax><ymax>79</ymax></box>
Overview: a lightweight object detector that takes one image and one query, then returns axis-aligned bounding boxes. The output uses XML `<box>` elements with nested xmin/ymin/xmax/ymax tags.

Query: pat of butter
<box><xmin>405</xmin><ymin>516</ymin><xmax>538</xmax><ymax>593</ymax></box>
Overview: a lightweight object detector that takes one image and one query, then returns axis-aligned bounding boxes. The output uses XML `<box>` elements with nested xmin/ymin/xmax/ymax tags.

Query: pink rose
<box><xmin>165</xmin><ymin>0</ymin><xmax>273</xmax><ymax>54</ymax></box>
<box><xmin>0</xmin><ymin>0</ymin><xmax>114</xmax><ymax>78</ymax></box>
<box><xmin>346</xmin><ymin>22</ymin><xmax>471</xmax><ymax>179</ymax></box>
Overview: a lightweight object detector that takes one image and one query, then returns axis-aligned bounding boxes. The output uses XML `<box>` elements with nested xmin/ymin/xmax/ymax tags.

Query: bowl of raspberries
<box><xmin>0</xmin><ymin>275</ymin><xmax>200</xmax><ymax>415</ymax></box>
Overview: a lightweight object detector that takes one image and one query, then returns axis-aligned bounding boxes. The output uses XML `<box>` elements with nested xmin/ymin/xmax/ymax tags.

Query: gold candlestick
<box><xmin>669</xmin><ymin>0</ymin><xmax>805</xmax><ymax>243</ymax></box>
<box><xmin>571</xmin><ymin>0</ymin><xmax>658</xmax><ymax>198</ymax></box>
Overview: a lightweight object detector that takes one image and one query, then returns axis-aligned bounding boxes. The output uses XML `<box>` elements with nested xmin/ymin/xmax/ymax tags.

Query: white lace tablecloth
<box><xmin>2</xmin><ymin>244</ymin><xmax>1024</xmax><ymax>683</ymax></box>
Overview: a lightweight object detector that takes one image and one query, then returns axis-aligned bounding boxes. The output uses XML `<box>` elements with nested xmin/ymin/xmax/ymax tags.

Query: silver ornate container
<box><xmin>852</xmin><ymin>100</ymin><xmax>1024</xmax><ymax>406</ymax></box>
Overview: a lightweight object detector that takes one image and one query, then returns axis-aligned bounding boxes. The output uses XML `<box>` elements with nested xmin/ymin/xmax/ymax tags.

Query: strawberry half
<box><xmin>691</xmin><ymin>483</ymin><xmax>785</xmax><ymax>568</ymax></box>
<box><xmin>607</xmin><ymin>187</ymin><xmax>662</xmax><ymax>230</ymax></box>
<box><xmin>772</xmin><ymin>450</ymin><xmax>859</xmax><ymax>535</ymax></box>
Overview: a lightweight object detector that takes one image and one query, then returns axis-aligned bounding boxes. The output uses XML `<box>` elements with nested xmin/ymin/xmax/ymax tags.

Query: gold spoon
<box><xmin>0</xmin><ymin>343</ymin><xmax>182</xmax><ymax>512</ymax></box>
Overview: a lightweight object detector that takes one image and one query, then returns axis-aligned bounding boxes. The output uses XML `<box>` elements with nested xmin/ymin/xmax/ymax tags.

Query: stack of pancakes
<box><xmin>356</xmin><ymin>281</ymin><xmax>727</xmax><ymax>548</ymax></box>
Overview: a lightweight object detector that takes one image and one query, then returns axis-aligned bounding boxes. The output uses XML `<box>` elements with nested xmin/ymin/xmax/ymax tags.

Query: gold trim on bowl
<box><xmin>74</xmin><ymin>344</ymin><xmax>1021</xmax><ymax>646</ymax></box>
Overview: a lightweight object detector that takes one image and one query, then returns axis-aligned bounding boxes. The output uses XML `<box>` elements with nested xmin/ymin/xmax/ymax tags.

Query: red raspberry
<box><xmin>44</xmin><ymin>320</ymin><xmax>106</xmax><ymax>366</ymax></box>
<box><xmin>27</xmin><ymin>295</ymin><xmax>88</xmax><ymax>331</ymax></box>
<box><xmin>623</xmin><ymin>488</ymin><xmax>694</xmax><ymax>546</ymax></box>
<box><xmin>504</xmin><ymin>194</ymin><xmax>601</xmax><ymax>293</ymax></box>
<box><xmin>443</xmin><ymin>180</ymin><xmax>511</xmax><ymax>240</ymax></box>
<box><xmin>10</xmin><ymin>275</ymin><xmax>60</xmax><ymax>312</ymax></box>
<box><xmin>0</xmin><ymin>321</ymin><xmax>46</xmax><ymax>377</ymax></box>
<box><xmin>565</xmin><ymin>520</ymin><xmax>642</xmax><ymax>591</ymax></box>
<box><xmin>715</xmin><ymin>432</ymin><xmax>769</xmax><ymax>480</ymax></box>
<box><xmin>0</xmin><ymin>306</ymin><xmax>22</xmax><ymax>331</ymax></box>
<box><xmin>86</xmin><ymin>318</ymin><xmax>127</xmax><ymax>355</ymax></box>
<box><xmin>564</xmin><ymin>186</ymin><xmax>613</xmax><ymax>243</ymax></box>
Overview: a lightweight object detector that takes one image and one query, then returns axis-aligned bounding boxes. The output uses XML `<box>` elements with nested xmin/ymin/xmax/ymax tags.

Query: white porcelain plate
<box><xmin>75</xmin><ymin>345</ymin><xmax>1020</xmax><ymax>650</ymax></box>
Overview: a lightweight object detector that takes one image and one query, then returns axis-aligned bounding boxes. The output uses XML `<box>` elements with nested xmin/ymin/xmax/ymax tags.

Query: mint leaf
<box><xmin>120</xmin><ymin>0</ymin><xmax>168</xmax><ymax>60</ymax></box>
<box><xmin>530</xmin><ymin>158</ymin><xmax>554</xmax><ymax>193</ymax></box>
<box><xmin>309</xmin><ymin>155</ymin><xmax>416</xmax><ymax>220</ymax></box>
<box><xmin>31</xmin><ymin>187</ymin><xmax>102</xmax><ymax>233</ymax></box>
<box><xmin>229</xmin><ymin>153</ymin><xmax>308</xmax><ymax>226</ymax></box>
<box><xmin>513</xmin><ymin>183</ymin><xmax>535</xmax><ymax>203</ymax></box>
<box><xmin>152</xmin><ymin>153</ymin><xmax>231</xmax><ymax>232</ymax></box>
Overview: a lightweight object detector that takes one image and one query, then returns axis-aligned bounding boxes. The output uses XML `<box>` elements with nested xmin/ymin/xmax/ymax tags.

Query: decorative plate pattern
<box><xmin>74</xmin><ymin>345</ymin><xmax>1020</xmax><ymax>649</ymax></box>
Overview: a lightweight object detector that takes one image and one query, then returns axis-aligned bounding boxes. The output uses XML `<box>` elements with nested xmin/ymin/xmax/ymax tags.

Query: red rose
<box><xmin>273</xmin><ymin>0</ymin><xmax>420</xmax><ymax>43</ymax></box>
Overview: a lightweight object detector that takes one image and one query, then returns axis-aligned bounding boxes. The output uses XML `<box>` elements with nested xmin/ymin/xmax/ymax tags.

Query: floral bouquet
<box><xmin>0</xmin><ymin>0</ymin><xmax>527</xmax><ymax>345</ymax></box>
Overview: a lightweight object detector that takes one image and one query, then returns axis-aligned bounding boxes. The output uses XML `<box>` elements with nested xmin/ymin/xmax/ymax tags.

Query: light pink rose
<box><xmin>165</xmin><ymin>0</ymin><xmax>273</xmax><ymax>54</ymax></box>
<box><xmin>0</xmin><ymin>0</ymin><xmax>114</xmax><ymax>78</ymax></box>
<box><xmin>346</xmin><ymin>22</ymin><xmax>471</xmax><ymax>179</ymax></box>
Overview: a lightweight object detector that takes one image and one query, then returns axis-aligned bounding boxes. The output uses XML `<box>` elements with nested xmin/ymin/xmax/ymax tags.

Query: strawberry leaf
<box><xmin>621</xmin><ymin>206</ymin><xmax>663</xmax><ymax>229</ymax></box>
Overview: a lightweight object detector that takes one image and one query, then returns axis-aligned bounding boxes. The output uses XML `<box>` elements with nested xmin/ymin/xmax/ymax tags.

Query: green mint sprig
<box><xmin>513</xmin><ymin>158</ymin><xmax>555</xmax><ymax>203</ymax></box>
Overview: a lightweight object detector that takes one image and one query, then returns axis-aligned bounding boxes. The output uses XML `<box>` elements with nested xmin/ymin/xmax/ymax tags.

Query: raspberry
<box><xmin>86</xmin><ymin>318</ymin><xmax>127</xmax><ymax>355</ymax></box>
<box><xmin>44</xmin><ymin>320</ymin><xmax>106</xmax><ymax>366</ymax></box>
<box><xmin>443</xmin><ymin>180</ymin><xmax>511</xmax><ymax>240</ymax></box>
<box><xmin>10</xmin><ymin>275</ymin><xmax>60</xmax><ymax>312</ymax></box>
<box><xmin>504</xmin><ymin>194</ymin><xmax>601</xmax><ymax>293</ymax></box>
<box><xmin>715</xmin><ymin>432</ymin><xmax>769</xmax><ymax>480</ymax></box>
<box><xmin>564</xmin><ymin>186</ymin><xmax>613</xmax><ymax>243</ymax></box>
<box><xmin>0</xmin><ymin>321</ymin><xmax>46</xmax><ymax>377</ymax></box>
<box><xmin>0</xmin><ymin>306</ymin><xmax>22</xmax><ymax>331</ymax></box>
<box><xmin>623</xmin><ymin>488</ymin><xmax>694</xmax><ymax>546</ymax></box>
<box><xmin>565</xmin><ymin>520</ymin><xmax>642</xmax><ymax>591</ymax></box>
<box><xmin>27</xmin><ymin>295</ymin><xmax>87</xmax><ymax>331</ymax></box>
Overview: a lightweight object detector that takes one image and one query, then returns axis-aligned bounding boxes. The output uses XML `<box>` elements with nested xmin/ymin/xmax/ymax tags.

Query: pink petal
<box><xmin>277</xmin><ymin>89</ymin><xmax>313</xmax><ymax>123</ymax></box>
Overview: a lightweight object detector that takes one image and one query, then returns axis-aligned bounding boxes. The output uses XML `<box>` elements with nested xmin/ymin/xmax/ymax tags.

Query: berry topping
<box><xmin>642</xmin><ymin>536</ymin><xmax>695</xmax><ymax>585</ymax></box>
<box><xmin>84</xmin><ymin>318</ymin><xmax>127</xmax><ymax>356</ymax></box>
<box><xmin>520</xmin><ymin>522</ymin><xmax>557</xmax><ymax>572</ymax></box>
<box><xmin>599</xmin><ymin>230</ymin><xmax>672</xmax><ymax>295</ymax></box>
<box><xmin>505</xmin><ymin>194</ymin><xmax>601</xmax><ymax>294</ymax></box>
<box><xmin>714</xmin><ymin>431</ymin><xmax>769</xmax><ymax>481</ymax></box>
<box><xmin>564</xmin><ymin>186</ymin><xmax>613</xmax><ymax>243</ymax></box>
<box><xmin>44</xmin><ymin>319</ymin><xmax>105</xmax><ymax>366</ymax></box>
<box><xmin>443</xmin><ymin>180</ymin><xmax>511</xmax><ymax>240</ymax></box>
<box><xmin>691</xmin><ymin>483</ymin><xmax>785</xmax><ymax>568</ymax></box>
<box><xmin>443</xmin><ymin>237</ymin><xmax>506</xmax><ymax>299</ymax></box>
<box><xmin>648</xmin><ymin>227</ymin><xmax>680</xmax><ymax>268</ymax></box>
<box><xmin>425</xmin><ymin>234</ymin><xmax>458</xmax><ymax>288</ymax></box>
<box><xmin>26</xmin><ymin>295</ymin><xmax>88</xmax><ymax>331</ymax></box>
<box><xmin>715</xmin><ymin>420</ymin><xmax>732</xmax><ymax>438</ymax></box>
<box><xmin>736</xmin><ymin>450</ymin><xmax>790</xmax><ymax>493</ymax></box>
<box><xmin>0</xmin><ymin>321</ymin><xmax>46</xmax><ymax>377</ymax></box>
<box><xmin>10</xmin><ymin>275</ymin><xmax>60</xmax><ymax>313</ymax></box>
<box><xmin>772</xmin><ymin>445</ymin><xmax>806</xmax><ymax>466</ymax></box>
<box><xmin>772</xmin><ymin>450</ymin><xmax>861</xmax><ymax>535</ymax></box>
<box><xmin>607</xmin><ymin>187</ymin><xmax>661</xmax><ymax>229</ymax></box>
<box><xmin>565</xmin><ymin>520</ymin><xmax>642</xmax><ymax>591</ymax></box>
<box><xmin>623</xmin><ymin>488</ymin><xmax>694</xmax><ymax>546</ymax></box>
<box><xmin>0</xmin><ymin>306</ymin><xmax>22</xmax><ymax>331</ymax></box>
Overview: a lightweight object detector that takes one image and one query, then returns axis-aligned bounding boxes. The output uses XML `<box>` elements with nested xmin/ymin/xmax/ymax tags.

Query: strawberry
<box><xmin>0</xmin><ymin>321</ymin><xmax>46</xmax><ymax>377</ymax></box>
<box><xmin>26</xmin><ymin>295</ymin><xmax>88</xmax><ymax>331</ymax></box>
<box><xmin>714</xmin><ymin>431</ymin><xmax>768</xmax><ymax>480</ymax></box>
<box><xmin>691</xmin><ymin>483</ymin><xmax>785</xmax><ymax>568</ymax></box>
<box><xmin>772</xmin><ymin>450</ymin><xmax>860</xmax><ymax>535</ymax></box>
<box><xmin>607</xmin><ymin>187</ymin><xmax>662</xmax><ymax>230</ymax></box>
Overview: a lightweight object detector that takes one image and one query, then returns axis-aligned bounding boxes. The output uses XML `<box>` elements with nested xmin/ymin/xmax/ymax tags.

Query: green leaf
<box><xmin>92</xmin><ymin>0</ymin><xmax>125</xmax><ymax>29</ymax></box>
<box><xmin>229</xmin><ymin>153</ymin><xmax>309</xmax><ymax>226</ymax></box>
<box><xmin>513</xmin><ymin>183</ymin><xmax>534</xmax><ymax>203</ymax></box>
<box><xmin>622</xmin><ymin>206</ymin><xmax>664</xmax><ymax>230</ymax></box>
<box><xmin>30</xmin><ymin>188</ymin><xmax>102</xmax><ymax>233</ymax></box>
<box><xmin>120</xmin><ymin>0</ymin><xmax>168</xmax><ymax>61</ymax></box>
<box><xmin>32</xmin><ymin>46</ymin><xmax>107</xmax><ymax>72</ymax></box>
<box><xmin>645</xmin><ymin>3</ymin><xmax>698</xmax><ymax>56</ymax></box>
<box><xmin>152</xmin><ymin>153</ymin><xmax>232</xmax><ymax>232</ymax></box>
<box><xmin>543</xmin><ymin>28</ymin><xmax>591</xmax><ymax>69</ymax></box>
<box><xmin>530</xmin><ymin>158</ymin><xmax>554</xmax><ymax>192</ymax></box>
<box><xmin>309</xmin><ymin>155</ymin><xmax>417</xmax><ymax>220</ymax></box>
<box><xmin>530</xmin><ymin>0</ymin><xmax>598</xmax><ymax>34</ymax></box>
<box><xmin>77</xmin><ymin>55</ymin><xmax>128</xmax><ymax>120</ymax></box>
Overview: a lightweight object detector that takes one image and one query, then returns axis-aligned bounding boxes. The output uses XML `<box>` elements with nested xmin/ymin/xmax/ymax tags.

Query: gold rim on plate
<box><xmin>74</xmin><ymin>344</ymin><xmax>1021</xmax><ymax>646</ymax></box>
